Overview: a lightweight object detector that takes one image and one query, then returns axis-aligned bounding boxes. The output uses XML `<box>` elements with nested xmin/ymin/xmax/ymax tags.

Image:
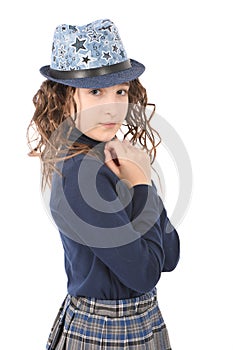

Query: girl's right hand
<box><xmin>104</xmin><ymin>139</ymin><xmax>152</xmax><ymax>188</ymax></box>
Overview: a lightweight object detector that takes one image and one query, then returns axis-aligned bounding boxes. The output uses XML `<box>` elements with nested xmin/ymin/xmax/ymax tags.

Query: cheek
<box><xmin>117</xmin><ymin>98</ymin><xmax>129</xmax><ymax>117</ymax></box>
<box><xmin>78</xmin><ymin>106</ymin><xmax>101</xmax><ymax>131</ymax></box>
<box><xmin>121</xmin><ymin>103</ymin><xmax>128</xmax><ymax>120</ymax></box>
<box><xmin>111</xmin><ymin>101</ymin><xmax>128</xmax><ymax>121</ymax></box>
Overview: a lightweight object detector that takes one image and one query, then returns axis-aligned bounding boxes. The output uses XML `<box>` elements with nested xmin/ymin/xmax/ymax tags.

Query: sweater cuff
<box><xmin>129</xmin><ymin>184</ymin><xmax>159</xmax><ymax>222</ymax></box>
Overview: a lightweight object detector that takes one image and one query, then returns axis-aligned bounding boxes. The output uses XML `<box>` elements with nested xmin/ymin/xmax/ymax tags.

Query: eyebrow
<box><xmin>119</xmin><ymin>82</ymin><xmax>130</xmax><ymax>87</ymax></box>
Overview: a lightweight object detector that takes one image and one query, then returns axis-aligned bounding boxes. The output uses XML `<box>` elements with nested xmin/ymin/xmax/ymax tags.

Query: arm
<box><xmin>52</xmin><ymin>155</ymin><xmax>166</xmax><ymax>293</ymax></box>
<box><xmin>104</xmin><ymin>138</ymin><xmax>180</xmax><ymax>274</ymax></box>
<box><xmin>151</xmin><ymin>182</ymin><xmax>180</xmax><ymax>272</ymax></box>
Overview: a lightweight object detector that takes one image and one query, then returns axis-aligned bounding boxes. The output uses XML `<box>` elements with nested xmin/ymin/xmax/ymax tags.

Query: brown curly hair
<box><xmin>27</xmin><ymin>79</ymin><xmax>161</xmax><ymax>189</ymax></box>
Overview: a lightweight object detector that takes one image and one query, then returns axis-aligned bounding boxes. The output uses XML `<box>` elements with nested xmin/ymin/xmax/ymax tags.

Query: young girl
<box><xmin>27</xmin><ymin>19</ymin><xmax>180</xmax><ymax>350</ymax></box>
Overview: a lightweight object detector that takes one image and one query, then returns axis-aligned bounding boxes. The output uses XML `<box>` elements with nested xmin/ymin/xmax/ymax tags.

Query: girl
<box><xmin>27</xmin><ymin>19</ymin><xmax>180</xmax><ymax>350</ymax></box>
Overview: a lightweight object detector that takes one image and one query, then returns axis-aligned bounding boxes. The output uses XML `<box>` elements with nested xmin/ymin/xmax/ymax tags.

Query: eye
<box><xmin>89</xmin><ymin>89</ymin><xmax>101</xmax><ymax>95</ymax></box>
<box><xmin>116</xmin><ymin>89</ymin><xmax>128</xmax><ymax>96</ymax></box>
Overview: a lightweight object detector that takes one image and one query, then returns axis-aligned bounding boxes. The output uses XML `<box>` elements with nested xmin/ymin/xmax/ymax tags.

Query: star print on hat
<box><xmin>40</xmin><ymin>19</ymin><xmax>145</xmax><ymax>88</ymax></box>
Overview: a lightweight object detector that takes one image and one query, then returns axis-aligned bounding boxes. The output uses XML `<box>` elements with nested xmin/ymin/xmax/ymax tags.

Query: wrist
<box><xmin>123</xmin><ymin>179</ymin><xmax>152</xmax><ymax>189</ymax></box>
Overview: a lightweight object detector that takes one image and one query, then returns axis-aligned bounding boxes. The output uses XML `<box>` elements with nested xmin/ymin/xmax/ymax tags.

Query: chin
<box><xmin>97</xmin><ymin>133</ymin><xmax>116</xmax><ymax>142</ymax></box>
<box><xmin>89</xmin><ymin>125</ymin><xmax>120</xmax><ymax>142</ymax></box>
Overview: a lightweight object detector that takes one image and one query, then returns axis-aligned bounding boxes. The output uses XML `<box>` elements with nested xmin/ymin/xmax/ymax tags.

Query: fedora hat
<box><xmin>40</xmin><ymin>19</ymin><xmax>145</xmax><ymax>88</ymax></box>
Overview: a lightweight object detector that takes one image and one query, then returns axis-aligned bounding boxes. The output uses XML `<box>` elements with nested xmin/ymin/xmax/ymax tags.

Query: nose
<box><xmin>104</xmin><ymin>102</ymin><xmax>128</xmax><ymax>123</ymax></box>
<box><xmin>103</xmin><ymin>102</ymin><xmax>118</xmax><ymax>118</ymax></box>
<box><xmin>100</xmin><ymin>91</ymin><xmax>128</xmax><ymax>120</ymax></box>
<box><xmin>103</xmin><ymin>99</ymin><xmax>128</xmax><ymax>120</ymax></box>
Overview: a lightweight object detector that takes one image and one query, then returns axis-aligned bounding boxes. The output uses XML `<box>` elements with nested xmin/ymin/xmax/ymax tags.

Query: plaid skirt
<box><xmin>46</xmin><ymin>288</ymin><xmax>171</xmax><ymax>350</ymax></box>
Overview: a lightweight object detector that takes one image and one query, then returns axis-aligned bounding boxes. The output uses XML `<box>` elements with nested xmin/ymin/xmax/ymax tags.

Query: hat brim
<box><xmin>39</xmin><ymin>59</ymin><xmax>145</xmax><ymax>89</ymax></box>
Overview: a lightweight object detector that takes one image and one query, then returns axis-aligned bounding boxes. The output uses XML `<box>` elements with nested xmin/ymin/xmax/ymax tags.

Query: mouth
<box><xmin>100</xmin><ymin>122</ymin><xmax>119</xmax><ymax>128</ymax></box>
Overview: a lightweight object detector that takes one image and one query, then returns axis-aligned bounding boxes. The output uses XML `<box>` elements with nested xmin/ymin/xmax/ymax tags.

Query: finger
<box><xmin>122</xmin><ymin>139</ymin><xmax>130</xmax><ymax>145</ymax></box>
<box><xmin>105</xmin><ymin>139</ymin><xmax>126</xmax><ymax>157</ymax></box>
<box><xmin>104</xmin><ymin>148</ymin><xmax>112</xmax><ymax>163</ymax></box>
<box><xmin>105</xmin><ymin>138</ymin><xmax>121</xmax><ymax>150</ymax></box>
<box><xmin>104</xmin><ymin>149</ymin><xmax>120</xmax><ymax>175</ymax></box>
<box><xmin>122</xmin><ymin>139</ymin><xmax>136</xmax><ymax>151</ymax></box>
<box><xmin>104</xmin><ymin>148</ymin><xmax>121</xmax><ymax>165</ymax></box>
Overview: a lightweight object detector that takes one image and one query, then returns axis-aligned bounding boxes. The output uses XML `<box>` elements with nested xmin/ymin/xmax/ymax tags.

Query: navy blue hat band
<box><xmin>49</xmin><ymin>60</ymin><xmax>131</xmax><ymax>79</ymax></box>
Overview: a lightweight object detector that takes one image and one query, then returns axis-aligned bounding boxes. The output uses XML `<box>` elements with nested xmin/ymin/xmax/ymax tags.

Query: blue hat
<box><xmin>40</xmin><ymin>19</ymin><xmax>145</xmax><ymax>88</ymax></box>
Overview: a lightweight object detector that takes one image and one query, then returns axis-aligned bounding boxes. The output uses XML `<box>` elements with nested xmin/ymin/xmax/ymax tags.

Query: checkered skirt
<box><xmin>46</xmin><ymin>288</ymin><xmax>171</xmax><ymax>349</ymax></box>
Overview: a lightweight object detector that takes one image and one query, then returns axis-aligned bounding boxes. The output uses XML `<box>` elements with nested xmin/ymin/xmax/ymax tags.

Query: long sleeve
<box><xmin>130</xmin><ymin>183</ymin><xmax>180</xmax><ymax>272</ymax></box>
<box><xmin>50</xmin><ymin>154</ymin><xmax>179</xmax><ymax>295</ymax></box>
<box><xmin>158</xmin><ymin>196</ymin><xmax>180</xmax><ymax>272</ymax></box>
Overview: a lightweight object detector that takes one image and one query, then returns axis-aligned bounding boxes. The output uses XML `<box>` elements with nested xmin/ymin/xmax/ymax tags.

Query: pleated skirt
<box><xmin>46</xmin><ymin>288</ymin><xmax>171</xmax><ymax>350</ymax></box>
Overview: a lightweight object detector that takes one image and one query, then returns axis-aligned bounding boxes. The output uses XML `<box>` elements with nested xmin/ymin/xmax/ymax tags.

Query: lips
<box><xmin>100</xmin><ymin>122</ymin><xmax>118</xmax><ymax>128</ymax></box>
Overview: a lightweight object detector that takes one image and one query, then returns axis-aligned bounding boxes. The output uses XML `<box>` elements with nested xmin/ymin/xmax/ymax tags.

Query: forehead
<box><xmin>79</xmin><ymin>82</ymin><xmax>130</xmax><ymax>91</ymax></box>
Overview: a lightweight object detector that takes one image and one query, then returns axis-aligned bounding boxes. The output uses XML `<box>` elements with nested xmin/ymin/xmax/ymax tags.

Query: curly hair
<box><xmin>27</xmin><ymin>79</ymin><xmax>161</xmax><ymax>189</ymax></box>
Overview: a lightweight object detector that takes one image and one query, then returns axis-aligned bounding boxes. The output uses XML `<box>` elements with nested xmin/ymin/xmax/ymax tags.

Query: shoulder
<box><xmin>54</xmin><ymin>153</ymin><xmax>132</xmax><ymax>222</ymax></box>
<box><xmin>61</xmin><ymin>153</ymin><xmax>123</xmax><ymax>202</ymax></box>
<box><xmin>62</xmin><ymin>153</ymin><xmax>118</xmax><ymax>182</ymax></box>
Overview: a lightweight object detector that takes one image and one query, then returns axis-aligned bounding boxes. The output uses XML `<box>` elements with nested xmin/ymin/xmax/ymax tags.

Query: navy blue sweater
<box><xmin>50</xmin><ymin>128</ymin><xmax>180</xmax><ymax>299</ymax></box>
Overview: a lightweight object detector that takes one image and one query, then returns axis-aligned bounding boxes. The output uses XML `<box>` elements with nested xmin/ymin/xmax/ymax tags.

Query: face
<box><xmin>73</xmin><ymin>83</ymin><xmax>129</xmax><ymax>142</ymax></box>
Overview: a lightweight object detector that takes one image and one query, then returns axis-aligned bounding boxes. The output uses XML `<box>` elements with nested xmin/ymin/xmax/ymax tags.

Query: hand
<box><xmin>104</xmin><ymin>139</ymin><xmax>151</xmax><ymax>188</ymax></box>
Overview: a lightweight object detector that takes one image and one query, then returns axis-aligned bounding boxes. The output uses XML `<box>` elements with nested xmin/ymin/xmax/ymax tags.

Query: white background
<box><xmin>1</xmin><ymin>0</ymin><xmax>233</xmax><ymax>349</ymax></box>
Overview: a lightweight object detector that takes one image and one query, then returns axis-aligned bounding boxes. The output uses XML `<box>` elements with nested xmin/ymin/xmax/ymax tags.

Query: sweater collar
<box><xmin>68</xmin><ymin>127</ymin><xmax>109</xmax><ymax>161</ymax></box>
<box><xmin>69</xmin><ymin>127</ymin><xmax>104</xmax><ymax>148</ymax></box>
